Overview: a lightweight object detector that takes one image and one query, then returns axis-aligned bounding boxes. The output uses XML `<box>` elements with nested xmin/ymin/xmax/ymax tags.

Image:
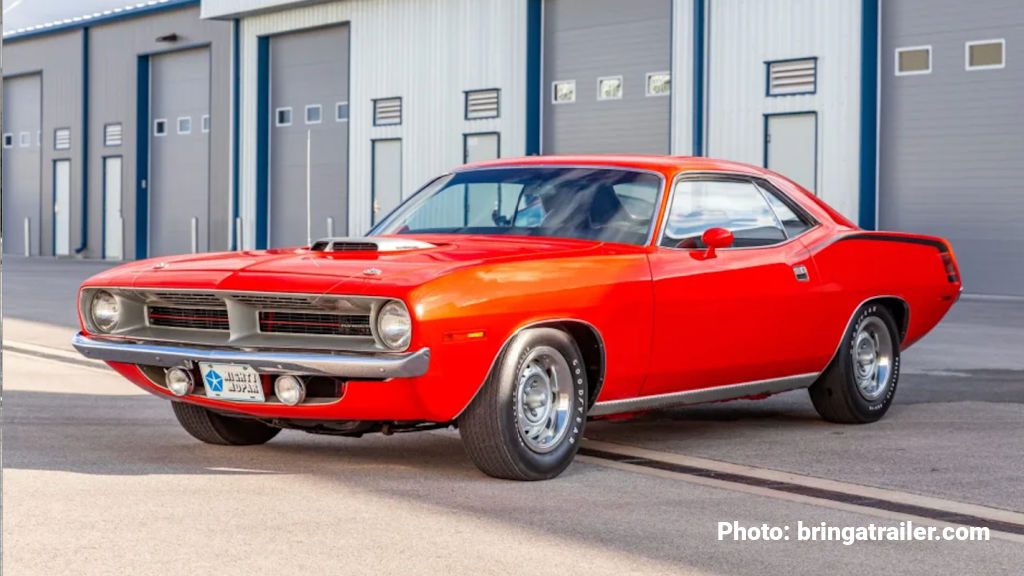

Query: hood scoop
<box><xmin>310</xmin><ymin>237</ymin><xmax>438</xmax><ymax>253</ymax></box>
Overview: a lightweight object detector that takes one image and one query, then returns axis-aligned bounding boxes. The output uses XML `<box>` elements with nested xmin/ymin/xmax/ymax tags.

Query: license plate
<box><xmin>199</xmin><ymin>363</ymin><xmax>265</xmax><ymax>402</ymax></box>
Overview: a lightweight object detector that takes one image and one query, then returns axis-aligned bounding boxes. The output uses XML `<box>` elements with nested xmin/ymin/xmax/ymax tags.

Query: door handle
<box><xmin>793</xmin><ymin>265</ymin><xmax>810</xmax><ymax>282</ymax></box>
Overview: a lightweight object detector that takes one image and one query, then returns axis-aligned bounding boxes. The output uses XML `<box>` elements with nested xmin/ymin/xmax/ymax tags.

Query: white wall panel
<box><xmin>237</xmin><ymin>0</ymin><xmax>527</xmax><ymax>246</ymax></box>
<box><xmin>704</xmin><ymin>0</ymin><xmax>862</xmax><ymax>221</ymax></box>
<box><xmin>670</xmin><ymin>0</ymin><xmax>694</xmax><ymax>155</ymax></box>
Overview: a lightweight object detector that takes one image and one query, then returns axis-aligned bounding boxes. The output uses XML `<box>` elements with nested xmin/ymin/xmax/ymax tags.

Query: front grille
<box><xmin>148</xmin><ymin>306</ymin><xmax>229</xmax><ymax>331</ymax></box>
<box><xmin>230</xmin><ymin>294</ymin><xmax>321</xmax><ymax>310</ymax></box>
<box><xmin>100</xmin><ymin>289</ymin><xmax>384</xmax><ymax>351</ymax></box>
<box><xmin>148</xmin><ymin>292</ymin><xmax>226</xmax><ymax>307</ymax></box>
<box><xmin>259</xmin><ymin>311</ymin><xmax>372</xmax><ymax>336</ymax></box>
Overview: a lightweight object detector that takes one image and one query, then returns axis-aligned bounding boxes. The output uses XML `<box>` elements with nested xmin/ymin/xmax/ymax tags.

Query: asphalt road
<box><xmin>3</xmin><ymin>256</ymin><xmax>1023</xmax><ymax>575</ymax></box>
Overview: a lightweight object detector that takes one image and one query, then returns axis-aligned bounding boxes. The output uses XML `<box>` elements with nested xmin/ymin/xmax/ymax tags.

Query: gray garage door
<box><xmin>542</xmin><ymin>0</ymin><xmax>671</xmax><ymax>154</ymax></box>
<box><xmin>149</xmin><ymin>47</ymin><xmax>211</xmax><ymax>257</ymax></box>
<box><xmin>880</xmin><ymin>0</ymin><xmax>1024</xmax><ymax>296</ymax></box>
<box><xmin>269</xmin><ymin>25</ymin><xmax>350</xmax><ymax>247</ymax></box>
<box><xmin>2</xmin><ymin>74</ymin><xmax>43</xmax><ymax>256</ymax></box>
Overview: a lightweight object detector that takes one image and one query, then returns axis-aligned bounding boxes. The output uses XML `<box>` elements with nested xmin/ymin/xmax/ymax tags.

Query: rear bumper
<box><xmin>71</xmin><ymin>332</ymin><xmax>430</xmax><ymax>379</ymax></box>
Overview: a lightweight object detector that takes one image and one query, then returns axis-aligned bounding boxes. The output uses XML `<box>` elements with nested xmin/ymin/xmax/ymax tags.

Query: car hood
<box><xmin>85</xmin><ymin>235</ymin><xmax>638</xmax><ymax>296</ymax></box>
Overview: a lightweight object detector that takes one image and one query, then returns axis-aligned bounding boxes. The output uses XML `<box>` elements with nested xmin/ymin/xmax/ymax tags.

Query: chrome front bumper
<box><xmin>72</xmin><ymin>332</ymin><xmax>430</xmax><ymax>379</ymax></box>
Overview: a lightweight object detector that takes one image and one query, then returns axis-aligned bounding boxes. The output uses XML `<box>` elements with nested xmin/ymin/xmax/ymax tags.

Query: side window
<box><xmin>757</xmin><ymin>182</ymin><xmax>813</xmax><ymax>238</ymax></box>
<box><xmin>661</xmin><ymin>179</ymin><xmax>786</xmax><ymax>248</ymax></box>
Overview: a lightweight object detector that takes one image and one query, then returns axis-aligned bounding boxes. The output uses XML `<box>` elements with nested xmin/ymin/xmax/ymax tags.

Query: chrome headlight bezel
<box><xmin>89</xmin><ymin>290</ymin><xmax>121</xmax><ymax>333</ymax></box>
<box><xmin>375</xmin><ymin>300</ymin><xmax>412</xmax><ymax>351</ymax></box>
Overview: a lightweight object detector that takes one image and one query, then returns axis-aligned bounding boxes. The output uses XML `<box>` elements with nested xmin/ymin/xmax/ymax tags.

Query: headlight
<box><xmin>90</xmin><ymin>290</ymin><xmax>120</xmax><ymax>333</ymax></box>
<box><xmin>376</xmin><ymin>301</ymin><xmax>412</xmax><ymax>350</ymax></box>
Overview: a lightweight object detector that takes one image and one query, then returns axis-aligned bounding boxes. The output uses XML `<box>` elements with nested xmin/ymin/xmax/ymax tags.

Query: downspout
<box><xmin>74</xmin><ymin>26</ymin><xmax>90</xmax><ymax>254</ymax></box>
<box><xmin>231</xmin><ymin>18</ymin><xmax>241</xmax><ymax>249</ymax></box>
<box><xmin>858</xmin><ymin>0</ymin><xmax>880</xmax><ymax>230</ymax></box>
<box><xmin>692</xmin><ymin>0</ymin><xmax>705</xmax><ymax>156</ymax></box>
<box><xmin>525</xmin><ymin>0</ymin><xmax>541</xmax><ymax>155</ymax></box>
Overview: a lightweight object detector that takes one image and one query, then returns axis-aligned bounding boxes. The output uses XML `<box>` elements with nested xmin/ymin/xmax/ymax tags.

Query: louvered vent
<box><xmin>54</xmin><ymin>128</ymin><xmax>72</xmax><ymax>151</ymax></box>
<box><xmin>373</xmin><ymin>97</ymin><xmax>402</xmax><ymax>126</ymax></box>
<box><xmin>105</xmin><ymin>123</ymin><xmax>123</xmax><ymax>147</ymax></box>
<box><xmin>767</xmin><ymin>58</ymin><xmax>817</xmax><ymax>96</ymax></box>
<box><xmin>465</xmin><ymin>89</ymin><xmax>500</xmax><ymax>120</ymax></box>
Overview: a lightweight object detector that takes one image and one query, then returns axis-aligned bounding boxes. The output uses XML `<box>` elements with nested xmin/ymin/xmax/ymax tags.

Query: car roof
<box><xmin>458</xmin><ymin>154</ymin><xmax>773</xmax><ymax>177</ymax></box>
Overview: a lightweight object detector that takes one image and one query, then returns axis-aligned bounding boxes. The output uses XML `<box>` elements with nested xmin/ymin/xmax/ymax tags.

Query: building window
<box><xmin>201</xmin><ymin>115</ymin><xmax>211</xmax><ymax>133</ymax></box>
<box><xmin>104</xmin><ymin>123</ymin><xmax>123</xmax><ymax>147</ymax></box>
<box><xmin>551</xmin><ymin>80</ymin><xmax>576</xmax><ymax>104</ymax></box>
<box><xmin>895</xmin><ymin>46</ymin><xmax>931</xmax><ymax>76</ymax></box>
<box><xmin>597</xmin><ymin>76</ymin><xmax>623</xmax><ymax>100</ymax></box>
<box><xmin>646</xmin><ymin>72</ymin><xmax>671</xmax><ymax>97</ymax></box>
<box><xmin>3</xmin><ymin>133</ymin><xmax>13</xmax><ymax>148</ymax></box>
<box><xmin>275</xmin><ymin>107</ymin><xmax>293</xmax><ymax>127</ymax></box>
<box><xmin>766</xmin><ymin>58</ymin><xmax>817</xmax><ymax>96</ymax></box>
<box><xmin>54</xmin><ymin>128</ymin><xmax>72</xmax><ymax>150</ymax></box>
<box><xmin>465</xmin><ymin>89</ymin><xmax>500</xmax><ymax>119</ymax></box>
<box><xmin>19</xmin><ymin>132</ymin><xmax>32</xmax><ymax>147</ymax></box>
<box><xmin>305</xmin><ymin>104</ymin><xmax>323</xmax><ymax>124</ymax></box>
<box><xmin>154</xmin><ymin>119</ymin><xmax>168</xmax><ymax>136</ymax></box>
<box><xmin>966</xmin><ymin>39</ymin><xmax>1005</xmax><ymax>70</ymax></box>
<box><xmin>373</xmin><ymin>97</ymin><xmax>403</xmax><ymax>126</ymax></box>
<box><xmin>177</xmin><ymin>117</ymin><xmax>192</xmax><ymax>135</ymax></box>
<box><xmin>336</xmin><ymin>102</ymin><xmax>350</xmax><ymax>122</ymax></box>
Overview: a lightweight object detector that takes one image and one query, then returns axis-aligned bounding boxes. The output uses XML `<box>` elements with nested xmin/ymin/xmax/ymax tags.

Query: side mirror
<box><xmin>701</xmin><ymin>227</ymin><xmax>734</xmax><ymax>259</ymax></box>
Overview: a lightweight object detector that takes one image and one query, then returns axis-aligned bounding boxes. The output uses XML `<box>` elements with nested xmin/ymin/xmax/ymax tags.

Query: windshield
<box><xmin>371</xmin><ymin>167</ymin><xmax>663</xmax><ymax>245</ymax></box>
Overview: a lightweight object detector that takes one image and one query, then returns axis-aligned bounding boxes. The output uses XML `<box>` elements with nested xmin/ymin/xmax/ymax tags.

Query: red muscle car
<box><xmin>73</xmin><ymin>155</ymin><xmax>962</xmax><ymax>480</ymax></box>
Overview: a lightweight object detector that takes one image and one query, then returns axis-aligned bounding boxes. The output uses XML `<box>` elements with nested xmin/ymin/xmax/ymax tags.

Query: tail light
<box><xmin>940</xmin><ymin>251</ymin><xmax>960</xmax><ymax>284</ymax></box>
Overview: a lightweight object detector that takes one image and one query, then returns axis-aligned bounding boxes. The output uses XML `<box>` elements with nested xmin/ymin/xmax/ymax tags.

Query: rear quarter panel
<box><xmin>806</xmin><ymin>231</ymin><xmax>961</xmax><ymax>361</ymax></box>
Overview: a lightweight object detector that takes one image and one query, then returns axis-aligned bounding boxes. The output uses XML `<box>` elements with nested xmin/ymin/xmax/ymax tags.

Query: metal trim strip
<box><xmin>589</xmin><ymin>372</ymin><xmax>819</xmax><ymax>416</ymax></box>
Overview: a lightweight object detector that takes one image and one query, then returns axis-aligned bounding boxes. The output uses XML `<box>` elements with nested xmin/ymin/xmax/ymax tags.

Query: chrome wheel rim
<box><xmin>852</xmin><ymin>317</ymin><xmax>894</xmax><ymax>401</ymax></box>
<box><xmin>515</xmin><ymin>346</ymin><xmax>573</xmax><ymax>454</ymax></box>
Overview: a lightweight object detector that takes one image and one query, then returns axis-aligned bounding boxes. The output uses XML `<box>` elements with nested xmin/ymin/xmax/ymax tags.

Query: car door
<box><xmin>642</xmin><ymin>174</ymin><xmax>823</xmax><ymax>397</ymax></box>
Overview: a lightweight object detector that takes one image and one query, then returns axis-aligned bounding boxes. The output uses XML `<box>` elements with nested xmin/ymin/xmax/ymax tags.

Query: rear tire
<box><xmin>809</xmin><ymin>303</ymin><xmax>901</xmax><ymax>424</ymax></box>
<box><xmin>171</xmin><ymin>402</ymin><xmax>281</xmax><ymax>446</ymax></box>
<box><xmin>459</xmin><ymin>328</ymin><xmax>588</xmax><ymax>481</ymax></box>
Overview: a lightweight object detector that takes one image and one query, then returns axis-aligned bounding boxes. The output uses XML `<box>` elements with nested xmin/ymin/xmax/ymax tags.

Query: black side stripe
<box><xmin>579</xmin><ymin>448</ymin><xmax>1024</xmax><ymax>536</ymax></box>
<box><xmin>813</xmin><ymin>232</ymin><xmax>949</xmax><ymax>255</ymax></box>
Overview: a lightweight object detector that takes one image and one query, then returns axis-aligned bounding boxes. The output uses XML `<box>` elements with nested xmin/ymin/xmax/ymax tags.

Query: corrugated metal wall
<box><xmin>703</xmin><ymin>0</ymin><xmax>863</xmax><ymax>222</ymax></box>
<box><xmin>237</xmin><ymin>0</ymin><xmax>528</xmax><ymax>245</ymax></box>
<box><xmin>88</xmin><ymin>6</ymin><xmax>231</xmax><ymax>259</ymax></box>
<box><xmin>2</xmin><ymin>31</ymin><xmax>85</xmax><ymax>257</ymax></box>
<box><xmin>879</xmin><ymin>0</ymin><xmax>1024</xmax><ymax>295</ymax></box>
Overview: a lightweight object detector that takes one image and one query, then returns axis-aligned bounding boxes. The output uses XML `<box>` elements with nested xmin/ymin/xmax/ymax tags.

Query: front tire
<box><xmin>459</xmin><ymin>328</ymin><xmax>588</xmax><ymax>480</ymax></box>
<box><xmin>172</xmin><ymin>402</ymin><xmax>281</xmax><ymax>445</ymax></box>
<box><xmin>809</xmin><ymin>303</ymin><xmax>901</xmax><ymax>424</ymax></box>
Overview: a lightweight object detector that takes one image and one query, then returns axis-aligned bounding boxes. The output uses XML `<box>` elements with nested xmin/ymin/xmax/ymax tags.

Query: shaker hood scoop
<box><xmin>310</xmin><ymin>237</ymin><xmax>439</xmax><ymax>253</ymax></box>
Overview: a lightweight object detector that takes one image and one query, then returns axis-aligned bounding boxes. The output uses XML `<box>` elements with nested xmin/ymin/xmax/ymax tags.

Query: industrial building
<box><xmin>3</xmin><ymin>0</ymin><xmax>231</xmax><ymax>260</ymax></box>
<box><xmin>3</xmin><ymin>0</ymin><xmax>1023</xmax><ymax>295</ymax></box>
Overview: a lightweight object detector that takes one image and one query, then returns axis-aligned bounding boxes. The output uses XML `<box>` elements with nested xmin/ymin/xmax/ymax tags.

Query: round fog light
<box><xmin>166</xmin><ymin>367</ymin><xmax>194</xmax><ymax>397</ymax></box>
<box><xmin>274</xmin><ymin>375</ymin><xmax>306</xmax><ymax>406</ymax></box>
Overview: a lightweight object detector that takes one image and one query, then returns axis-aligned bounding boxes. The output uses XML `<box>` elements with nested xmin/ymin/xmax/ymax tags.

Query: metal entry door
<box><xmin>104</xmin><ymin>156</ymin><xmax>124</xmax><ymax>260</ymax></box>
<box><xmin>54</xmin><ymin>160</ymin><xmax>72</xmax><ymax>256</ymax></box>
<box><xmin>372</xmin><ymin>139</ymin><xmax>402</xmax><ymax>226</ymax></box>
<box><xmin>765</xmin><ymin>112</ymin><xmax>817</xmax><ymax>193</ymax></box>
